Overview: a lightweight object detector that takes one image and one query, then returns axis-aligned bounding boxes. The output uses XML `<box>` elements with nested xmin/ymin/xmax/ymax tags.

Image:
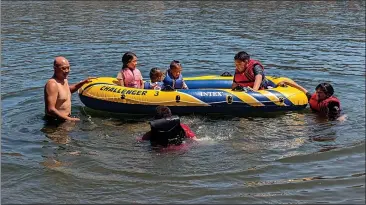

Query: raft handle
<box><xmin>232</xmin><ymin>85</ymin><xmax>251</xmax><ymax>92</ymax></box>
<box><xmin>121</xmin><ymin>94</ymin><xmax>126</xmax><ymax>99</ymax></box>
<box><xmin>227</xmin><ymin>95</ymin><xmax>233</xmax><ymax>104</ymax></box>
<box><xmin>232</xmin><ymin>85</ymin><xmax>244</xmax><ymax>91</ymax></box>
<box><xmin>161</xmin><ymin>85</ymin><xmax>175</xmax><ymax>91</ymax></box>
<box><xmin>176</xmin><ymin>95</ymin><xmax>180</xmax><ymax>103</ymax></box>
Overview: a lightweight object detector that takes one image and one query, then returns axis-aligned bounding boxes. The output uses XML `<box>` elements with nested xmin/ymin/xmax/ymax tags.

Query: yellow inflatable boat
<box><xmin>78</xmin><ymin>75</ymin><xmax>308</xmax><ymax>116</ymax></box>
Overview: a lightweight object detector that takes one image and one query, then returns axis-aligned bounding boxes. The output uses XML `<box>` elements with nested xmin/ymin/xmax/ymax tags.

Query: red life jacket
<box><xmin>233</xmin><ymin>59</ymin><xmax>264</xmax><ymax>88</ymax></box>
<box><xmin>309</xmin><ymin>93</ymin><xmax>341</xmax><ymax>115</ymax></box>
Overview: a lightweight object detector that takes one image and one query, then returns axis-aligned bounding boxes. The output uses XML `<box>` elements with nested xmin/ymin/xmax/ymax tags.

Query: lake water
<box><xmin>1</xmin><ymin>1</ymin><xmax>365</xmax><ymax>204</ymax></box>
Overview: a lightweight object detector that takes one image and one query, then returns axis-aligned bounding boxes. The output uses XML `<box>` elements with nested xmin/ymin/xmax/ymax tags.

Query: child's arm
<box><xmin>277</xmin><ymin>80</ymin><xmax>308</xmax><ymax>94</ymax></box>
<box><xmin>277</xmin><ymin>80</ymin><xmax>312</xmax><ymax>100</ymax></box>
<box><xmin>117</xmin><ymin>71</ymin><xmax>125</xmax><ymax>86</ymax></box>
<box><xmin>182</xmin><ymin>79</ymin><xmax>189</xmax><ymax>89</ymax></box>
<box><xmin>142</xmin><ymin>131</ymin><xmax>151</xmax><ymax>140</ymax></box>
<box><xmin>140</xmin><ymin>79</ymin><xmax>144</xmax><ymax>88</ymax></box>
<box><xmin>180</xmin><ymin>123</ymin><xmax>196</xmax><ymax>139</ymax></box>
<box><xmin>252</xmin><ymin>74</ymin><xmax>263</xmax><ymax>91</ymax></box>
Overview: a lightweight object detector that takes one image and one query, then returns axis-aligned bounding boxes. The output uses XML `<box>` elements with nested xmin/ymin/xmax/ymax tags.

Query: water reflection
<box><xmin>39</xmin><ymin>119</ymin><xmax>78</xmax><ymax>168</ymax></box>
<box><xmin>40</xmin><ymin>120</ymin><xmax>77</xmax><ymax>145</ymax></box>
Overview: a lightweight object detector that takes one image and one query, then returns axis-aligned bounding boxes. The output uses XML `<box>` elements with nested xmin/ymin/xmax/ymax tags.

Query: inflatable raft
<box><xmin>78</xmin><ymin>75</ymin><xmax>308</xmax><ymax>116</ymax></box>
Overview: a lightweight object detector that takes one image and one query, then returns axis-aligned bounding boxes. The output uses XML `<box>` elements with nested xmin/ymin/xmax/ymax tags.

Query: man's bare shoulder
<box><xmin>46</xmin><ymin>78</ymin><xmax>68</xmax><ymax>85</ymax></box>
<box><xmin>45</xmin><ymin>78</ymin><xmax>58</xmax><ymax>90</ymax></box>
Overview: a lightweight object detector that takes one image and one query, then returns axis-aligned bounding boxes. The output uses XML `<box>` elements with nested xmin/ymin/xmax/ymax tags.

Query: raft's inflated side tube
<box><xmin>78</xmin><ymin>75</ymin><xmax>308</xmax><ymax>116</ymax></box>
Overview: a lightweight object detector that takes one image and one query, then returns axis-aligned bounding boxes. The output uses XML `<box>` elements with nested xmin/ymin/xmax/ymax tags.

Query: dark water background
<box><xmin>1</xmin><ymin>1</ymin><xmax>365</xmax><ymax>204</ymax></box>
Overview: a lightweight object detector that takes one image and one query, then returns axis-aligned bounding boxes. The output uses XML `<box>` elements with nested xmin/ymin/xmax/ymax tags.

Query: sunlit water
<box><xmin>1</xmin><ymin>1</ymin><xmax>365</xmax><ymax>204</ymax></box>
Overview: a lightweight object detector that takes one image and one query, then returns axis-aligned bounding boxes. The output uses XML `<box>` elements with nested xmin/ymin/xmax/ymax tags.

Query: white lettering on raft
<box><xmin>199</xmin><ymin>92</ymin><xmax>224</xmax><ymax>97</ymax></box>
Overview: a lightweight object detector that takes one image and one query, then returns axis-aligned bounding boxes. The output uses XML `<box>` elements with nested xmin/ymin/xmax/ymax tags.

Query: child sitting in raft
<box><xmin>163</xmin><ymin>60</ymin><xmax>189</xmax><ymax>90</ymax></box>
<box><xmin>117</xmin><ymin>52</ymin><xmax>144</xmax><ymax>88</ymax></box>
<box><xmin>141</xmin><ymin>106</ymin><xmax>196</xmax><ymax>148</ymax></box>
<box><xmin>144</xmin><ymin>68</ymin><xmax>164</xmax><ymax>90</ymax></box>
<box><xmin>232</xmin><ymin>51</ymin><xmax>269</xmax><ymax>91</ymax></box>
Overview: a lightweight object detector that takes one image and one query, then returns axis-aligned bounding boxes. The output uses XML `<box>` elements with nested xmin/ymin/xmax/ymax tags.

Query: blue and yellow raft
<box><xmin>78</xmin><ymin>75</ymin><xmax>308</xmax><ymax>116</ymax></box>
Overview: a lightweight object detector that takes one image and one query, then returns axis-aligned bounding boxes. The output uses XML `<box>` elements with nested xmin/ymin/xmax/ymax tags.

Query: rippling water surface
<box><xmin>1</xmin><ymin>1</ymin><xmax>365</xmax><ymax>204</ymax></box>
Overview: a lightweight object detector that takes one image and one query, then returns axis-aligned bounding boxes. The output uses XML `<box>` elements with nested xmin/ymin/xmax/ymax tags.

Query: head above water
<box><xmin>169</xmin><ymin>60</ymin><xmax>182</xmax><ymax>79</ymax></box>
<box><xmin>154</xmin><ymin>106</ymin><xmax>172</xmax><ymax>119</ymax></box>
<box><xmin>122</xmin><ymin>52</ymin><xmax>137</xmax><ymax>70</ymax></box>
<box><xmin>53</xmin><ymin>56</ymin><xmax>70</xmax><ymax>79</ymax></box>
<box><xmin>315</xmin><ymin>83</ymin><xmax>334</xmax><ymax>100</ymax></box>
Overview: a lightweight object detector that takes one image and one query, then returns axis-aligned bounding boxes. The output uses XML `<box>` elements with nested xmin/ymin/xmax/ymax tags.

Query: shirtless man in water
<box><xmin>44</xmin><ymin>56</ymin><xmax>94</xmax><ymax>121</ymax></box>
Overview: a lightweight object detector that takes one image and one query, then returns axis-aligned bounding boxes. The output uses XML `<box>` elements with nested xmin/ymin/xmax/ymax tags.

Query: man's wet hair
<box><xmin>154</xmin><ymin>106</ymin><xmax>172</xmax><ymax>119</ymax></box>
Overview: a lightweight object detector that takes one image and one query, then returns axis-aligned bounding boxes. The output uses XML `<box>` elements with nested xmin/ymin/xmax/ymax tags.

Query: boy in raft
<box><xmin>141</xmin><ymin>106</ymin><xmax>196</xmax><ymax>148</ymax></box>
<box><xmin>143</xmin><ymin>68</ymin><xmax>165</xmax><ymax>90</ymax></box>
<box><xmin>163</xmin><ymin>60</ymin><xmax>189</xmax><ymax>90</ymax></box>
<box><xmin>117</xmin><ymin>52</ymin><xmax>144</xmax><ymax>88</ymax></box>
<box><xmin>232</xmin><ymin>51</ymin><xmax>269</xmax><ymax>91</ymax></box>
<box><xmin>277</xmin><ymin>81</ymin><xmax>344</xmax><ymax>120</ymax></box>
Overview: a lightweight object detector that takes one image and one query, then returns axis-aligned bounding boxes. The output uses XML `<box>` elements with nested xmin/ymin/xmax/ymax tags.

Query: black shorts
<box><xmin>43</xmin><ymin>115</ymin><xmax>69</xmax><ymax>126</ymax></box>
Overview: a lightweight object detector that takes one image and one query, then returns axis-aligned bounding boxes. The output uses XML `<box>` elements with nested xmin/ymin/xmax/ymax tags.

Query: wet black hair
<box><xmin>122</xmin><ymin>52</ymin><xmax>137</xmax><ymax>69</ymax></box>
<box><xmin>234</xmin><ymin>51</ymin><xmax>250</xmax><ymax>62</ymax></box>
<box><xmin>154</xmin><ymin>106</ymin><xmax>172</xmax><ymax>119</ymax></box>
<box><xmin>316</xmin><ymin>83</ymin><xmax>334</xmax><ymax>96</ymax></box>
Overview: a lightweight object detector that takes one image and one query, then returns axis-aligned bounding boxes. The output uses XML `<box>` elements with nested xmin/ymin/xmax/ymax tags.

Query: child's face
<box><xmin>234</xmin><ymin>60</ymin><xmax>248</xmax><ymax>73</ymax></box>
<box><xmin>127</xmin><ymin>56</ymin><xmax>138</xmax><ymax>69</ymax></box>
<box><xmin>316</xmin><ymin>89</ymin><xmax>327</xmax><ymax>101</ymax></box>
<box><xmin>152</xmin><ymin>71</ymin><xmax>163</xmax><ymax>82</ymax></box>
<box><xmin>170</xmin><ymin>67</ymin><xmax>182</xmax><ymax>79</ymax></box>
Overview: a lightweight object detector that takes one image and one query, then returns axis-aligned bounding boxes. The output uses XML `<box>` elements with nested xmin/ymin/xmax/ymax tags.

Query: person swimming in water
<box><xmin>142</xmin><ymin>106</ymin><xmax>196</xmax><ymax>148</ymax></box>
<box><xmin>277</xmin><ymin>81</ymin><xmax>345</xmax><ymax>121</ymax></box>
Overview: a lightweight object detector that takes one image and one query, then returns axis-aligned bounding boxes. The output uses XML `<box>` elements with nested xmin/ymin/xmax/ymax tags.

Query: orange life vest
<box><xmin>309</xmin><ymin>93</ymin><xmax>341</xmax><ymax>115</ymax></box>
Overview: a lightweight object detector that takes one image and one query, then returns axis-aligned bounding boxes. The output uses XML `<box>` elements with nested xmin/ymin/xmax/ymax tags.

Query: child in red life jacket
<box><xmin>277</xmin><ymin>81</ymin><xmax>343</xmax><ymax>120</ymax></box>
<box><xmin>163</xmin><ymin>60</ymin><xmax>188</xmax><ymax>90</ymax></box>
<box><xmin>143</xmin><ymin>68</ymin><xmax>164</xmax><ymax>90</ymax></box>
<box><xmin>141</xmin><ymin>106</ymin><xmax>196</xmax><ymax>147</ymax></box>
<box><xmin>116</xmin><ymin>52</ymin><xmax>144</xmax><ymax>88</ymax></box>
<box><xmin>232</xmin><ymin>51</ymin><xmax>269</xmax><ymax>91</ymax></box>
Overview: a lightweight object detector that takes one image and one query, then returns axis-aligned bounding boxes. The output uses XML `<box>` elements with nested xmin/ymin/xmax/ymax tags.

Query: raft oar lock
<box><xmin>232</xmin><ymin>85</ymin><xmax>250</xmax><ymax>93</ymax></box>
<box><xmin>220</xmin><ymin>71</ymin><xmax>232</xmax><ymax>77</ymax></box>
